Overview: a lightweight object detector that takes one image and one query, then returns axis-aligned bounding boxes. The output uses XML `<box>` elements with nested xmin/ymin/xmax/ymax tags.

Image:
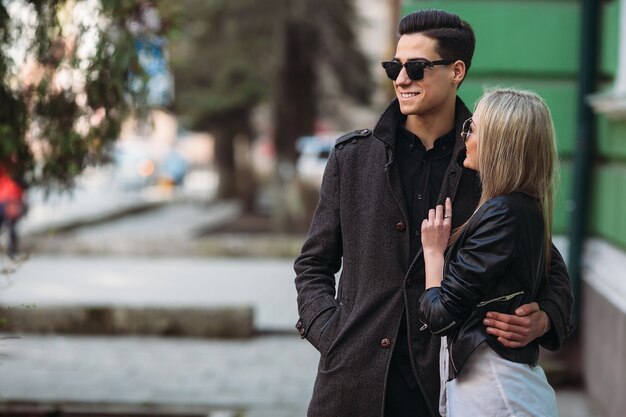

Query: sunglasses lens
<box><xmin>382</xmin><ymin>62</ymin><xmax>401</xmax><ymax>80</ymax></box>
<box><xmin>405</xmin><ymin>62</ymin><xmax>425</xmax><ymax>81</ymax></box>
<box><xmin>382</xmin><ymin>61</ymin><xmax>427</xmax><ymax>81</ymax></box>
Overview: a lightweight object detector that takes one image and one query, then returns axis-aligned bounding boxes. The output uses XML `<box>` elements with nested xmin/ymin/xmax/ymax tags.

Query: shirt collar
<box><xmin>396</xmin><ymin>118</ymin><xmax>455</xmax><ymax>155</ymax></box>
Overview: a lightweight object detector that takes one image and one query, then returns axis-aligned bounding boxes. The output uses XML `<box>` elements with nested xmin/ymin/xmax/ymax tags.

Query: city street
<box><xmin>2</xmin><ymin>0</ymin><xmax>624</xmax><ymax>415</ymax></box>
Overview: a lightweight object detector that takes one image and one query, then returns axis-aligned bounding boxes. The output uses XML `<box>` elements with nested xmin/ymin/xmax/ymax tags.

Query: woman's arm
<box><xmin>418</xmin><ymin>198</ymin><xmax>519</xmax><ymax>335</ymax></box>
<box><xmin>482</xmin><ymin>243</ymin><xmax>573</xmax><ymax>349</ymax></box>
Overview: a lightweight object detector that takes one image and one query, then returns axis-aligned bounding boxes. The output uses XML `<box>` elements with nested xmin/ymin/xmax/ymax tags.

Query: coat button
<box><xmin>381</xmin><ymin>338</ymin><xmax>391</xmax><ymax>349</ymax></box>
<box><xmin>395</xmin><ymin>222</ymin><xmax>406</xmax><ymax>232</ymax></box>
<box><xmin>406</xmin><ymin>278</ymin><xmax>413</xmax><ymax>288</ymax></box>
<box><xmin>296</xmin><ymin>320</ymin><xmax>305</xmax><ymax>337</ymax></box>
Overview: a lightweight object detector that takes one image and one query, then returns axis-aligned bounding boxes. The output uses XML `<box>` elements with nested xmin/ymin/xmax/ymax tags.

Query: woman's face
<box><xmin>463</xmin><ymin>112</ymin><xmax>480</xmax><ymax>171</ymax></box>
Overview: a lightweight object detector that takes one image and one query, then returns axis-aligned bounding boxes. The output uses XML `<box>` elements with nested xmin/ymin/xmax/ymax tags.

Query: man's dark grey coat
<box><xmin>294</xmin><ymin>98</ymin><xmax>573</xmax><ymax>417</ymax></box>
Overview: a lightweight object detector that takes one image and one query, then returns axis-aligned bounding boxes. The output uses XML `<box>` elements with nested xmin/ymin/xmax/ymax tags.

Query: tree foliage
<box><xmin>169</xmin><ymin>0</ymin><xmax>373</xmax><ymax>201</ymax></box>
<box><xmin>0</xmin><ymin>0</ymin><xmax>171</xmax><ymax>190</ymax></box>
<box><xmin>168</xmin><ymin>0</ymin><xmax>280</xmax><ymax>199</ymax></box>
<box><xmin>169</xmin><ymin>0</ymin><xmax>275</xmax><ymax>132</ymax></box>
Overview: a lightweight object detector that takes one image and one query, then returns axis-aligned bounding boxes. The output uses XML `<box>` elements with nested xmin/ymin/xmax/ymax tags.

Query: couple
<box><xmin>294</xmin><ymin>8</ymin><xmax>573</xmax><ymax>417</ymax></box>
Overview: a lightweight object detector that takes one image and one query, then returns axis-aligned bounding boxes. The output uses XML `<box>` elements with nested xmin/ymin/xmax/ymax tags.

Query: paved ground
<box><xmin>0</xmin><ymin>334</ymin><xmax>603</xmax><ymax>417</ymax></box>
<box><xmin>0</xmin><ymin>334</ymin><xmax>315</xmax><ymax>416</ymax></box>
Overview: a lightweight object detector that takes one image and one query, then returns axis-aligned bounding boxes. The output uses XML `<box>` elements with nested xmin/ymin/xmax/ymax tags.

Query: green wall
<box><xmin>402</xmin><ymin>0</ymin><xmax>620</xmax><ymax>238</ymax></box>
<box><xmin>591</xmin><ymin>164</ymin><xmax>626</xmax><ymax>246</ymax></box>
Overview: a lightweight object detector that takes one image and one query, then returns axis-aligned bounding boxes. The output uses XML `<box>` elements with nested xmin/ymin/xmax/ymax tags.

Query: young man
<box><xmin>294</xmin><ymin>9</ymin><xmax>573</xmax><ymax>417</ymax></box>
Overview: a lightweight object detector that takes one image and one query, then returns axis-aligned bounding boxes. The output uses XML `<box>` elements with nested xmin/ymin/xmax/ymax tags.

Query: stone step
<box><xmin>0</xmin><ymin>401</ymin><xmax>242</xmax><ymax>417</ymax></box>
<box><xmin>0</xmin><ymin>305</ymin><xmax>254</xmax><ymax>338</ymax></box>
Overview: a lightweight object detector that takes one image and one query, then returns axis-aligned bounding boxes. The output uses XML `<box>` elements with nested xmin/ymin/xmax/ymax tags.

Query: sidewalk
<box><xmin>19</xmin><ymin>174</ymin><xmax>215</xmax><ymax>237</ymax></box>
<box><xmin>0</xmin><ymin>334</ymin><xmax>602</xmax><ymax>417</ymax></box>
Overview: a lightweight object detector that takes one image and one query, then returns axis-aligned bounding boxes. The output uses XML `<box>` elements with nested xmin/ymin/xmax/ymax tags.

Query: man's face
<box><xmin>392</xmin><ymin>33</ymin><xmax>458</xmax><ymax>116</ymax></box>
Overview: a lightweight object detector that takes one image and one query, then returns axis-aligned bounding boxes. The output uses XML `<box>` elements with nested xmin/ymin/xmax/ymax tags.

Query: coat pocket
<box><xmin>318</xmin><ymin>302</ymin><xmax>342</xmax><ymax>354</ymax></box>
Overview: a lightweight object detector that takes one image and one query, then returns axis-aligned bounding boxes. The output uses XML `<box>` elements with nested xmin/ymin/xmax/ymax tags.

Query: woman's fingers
<box><xmin>425</xmin><ymin>199</ymin><xmax>453</xmax><ymax>233</ymax></box>
<box><xmin>435</xmin><ymin>204</ymin><xmax>444</xmax><ymax>225</ymax></box>
<box><xmin>444</xmin><ymin>197</ymin><xmax>452</xmax><ymax>222</ymax></box>
<box><xmin>428</xmin><ymin>208</ymin><xmax>436</xmax><ymax>223</ymax></box>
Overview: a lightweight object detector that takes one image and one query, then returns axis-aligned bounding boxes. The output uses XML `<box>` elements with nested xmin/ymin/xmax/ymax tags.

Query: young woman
<box><xmin>418</xmin><ymin>88</ymin><xmax>560</xmax><ymax>416</ymax></box>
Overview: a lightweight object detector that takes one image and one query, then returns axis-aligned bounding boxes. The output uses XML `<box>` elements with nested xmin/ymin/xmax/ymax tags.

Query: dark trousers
<box><xmin>384</xmin><ymin>358</ymin><xmax>434</xmax><ymax>417</ymax></box>
<box><xmin>0</xmin><ymin>208</ymin><xmax>20</xmax><ymax>257</ymax></box>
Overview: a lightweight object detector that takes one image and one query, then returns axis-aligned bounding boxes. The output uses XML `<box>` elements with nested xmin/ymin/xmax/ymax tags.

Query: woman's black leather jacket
<box><xmin>418</xmin><ymin>192</ymin><xmax>546</xmax><ymax>380</ymax></box>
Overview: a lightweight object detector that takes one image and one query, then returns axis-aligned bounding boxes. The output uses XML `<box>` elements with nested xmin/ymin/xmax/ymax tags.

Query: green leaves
<box><xmin>0</xmin><ymin>0</ymin><xmax>167</xmax><ymax>191</ymax></box>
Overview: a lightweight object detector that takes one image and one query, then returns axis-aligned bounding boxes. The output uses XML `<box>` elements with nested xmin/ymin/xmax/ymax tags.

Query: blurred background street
<box><xmin>1</xmin><ymin>0</ymin><xmax>625</xmax><ymax>416</ymax></box>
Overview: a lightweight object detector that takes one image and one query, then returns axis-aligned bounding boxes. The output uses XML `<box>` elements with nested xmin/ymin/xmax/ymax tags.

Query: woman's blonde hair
<box><xmin>474</xmin><ymin>88</ymin><xmax>558</xmax><ymax>272</ymax></box>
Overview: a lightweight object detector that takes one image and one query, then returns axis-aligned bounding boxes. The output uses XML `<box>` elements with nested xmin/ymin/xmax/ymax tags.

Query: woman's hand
<box><xmin>421</xmin><ymin>197</ymin><xmax>452</xmax><ymax>256</ymax></box>
<box><xmin>421</xmin><ymin>198</ymin><xmax>452</xmax><ymax>289</ymax></box>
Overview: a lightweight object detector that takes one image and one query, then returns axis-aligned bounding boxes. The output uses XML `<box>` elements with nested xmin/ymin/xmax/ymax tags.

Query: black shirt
<box><xmin>392</xmin><ymin>119</ymin><xmax>455</xmax><ymax>388</ymax></box>
<box><xmin>396</xmin><ymin>122</ymin><xmax>455</xmax><ymax>261</ymax></box>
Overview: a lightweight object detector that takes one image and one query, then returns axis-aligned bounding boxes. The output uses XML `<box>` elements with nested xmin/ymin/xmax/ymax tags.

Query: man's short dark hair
<box><xmin>399</xmin><ymin>9</ymin><xmax>476</xmax><ymax>76</ymax></box>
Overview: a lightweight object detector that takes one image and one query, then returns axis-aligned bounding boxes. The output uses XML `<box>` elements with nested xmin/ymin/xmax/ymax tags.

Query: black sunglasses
<box><xmin>381</xmin><ymin>59</ymin><xmax>455</xmax><ymax>81</ymax></box>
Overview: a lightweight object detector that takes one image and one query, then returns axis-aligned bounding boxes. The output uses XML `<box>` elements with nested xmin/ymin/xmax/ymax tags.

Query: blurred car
<box><xmin>158</xmin><ymin>149</ymin><xmax>188</xmax><ymax>187</ymax></box>
<box><xmin>112</xmin><ymin>140</ymin><xmax>157</xmax><ymax>191</ymax></box>
<box><xmin>295</xmin><ymin>133</ymin><xmax>341</xmax><ymax>188</ymax></box>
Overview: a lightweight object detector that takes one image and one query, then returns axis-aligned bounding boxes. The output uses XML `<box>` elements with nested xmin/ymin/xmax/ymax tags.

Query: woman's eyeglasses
<box><xmin>381</xmin><ymin>59</ymin><xmax>455</xmax><ymax>81</ymax></box>
<box><xmin>461</xmin><ymin>118</ymin><xmax>474</xmax><ymax>141</ymax></box>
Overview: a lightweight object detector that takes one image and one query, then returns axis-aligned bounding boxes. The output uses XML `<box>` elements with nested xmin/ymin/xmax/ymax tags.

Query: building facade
<box><xmin>401</xmin><ymin>1</ymin><xmax>624</xmax><ymax>416</ymax></box>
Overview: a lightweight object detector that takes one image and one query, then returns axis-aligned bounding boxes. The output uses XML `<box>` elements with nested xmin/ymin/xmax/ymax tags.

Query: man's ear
<box><xmin>451</xmin><ymin>60</ymin><xmax>466</xmax><ymax>86</ymax></box>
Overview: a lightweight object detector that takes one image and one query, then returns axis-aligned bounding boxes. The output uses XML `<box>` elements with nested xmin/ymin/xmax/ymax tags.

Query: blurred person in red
<box><xmin>0</xmin><ymin>163</ymin><xmax>27</xmax><ymax>258</ymax></box>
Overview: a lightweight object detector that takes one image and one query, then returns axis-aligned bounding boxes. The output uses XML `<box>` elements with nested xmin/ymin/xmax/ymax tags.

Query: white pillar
<box><xmin>589</xmin><ymin>0</ymin><xmax>626</xmax><ymax>117</ymax></box>
<box><xmin>615</xmin><ymin>0</ymin><xmax>626</xmax><ymax>94</ymax></box>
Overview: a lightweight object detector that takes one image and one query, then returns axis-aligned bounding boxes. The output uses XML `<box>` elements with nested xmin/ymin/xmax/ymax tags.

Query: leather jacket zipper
<box><xmin>422</xmin><ymin>319</ymin><xmax>457</xmax><ymax>335</ymax></box>
<box><xmin>449</xmin><ymin>291</ymin><xmax>525</xmax><ymax>376</ymax></box>
<box><xmin>476</xmin><ymin>291</ymin><xmax>525</xmax><ymax>308</ymax></box>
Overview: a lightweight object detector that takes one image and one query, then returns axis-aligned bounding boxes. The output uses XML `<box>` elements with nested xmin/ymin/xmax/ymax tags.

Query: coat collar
<box><xmin>372</xmin><ymin>96</ymin><xmax>472</xmax><ymax>160</ymax></box>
